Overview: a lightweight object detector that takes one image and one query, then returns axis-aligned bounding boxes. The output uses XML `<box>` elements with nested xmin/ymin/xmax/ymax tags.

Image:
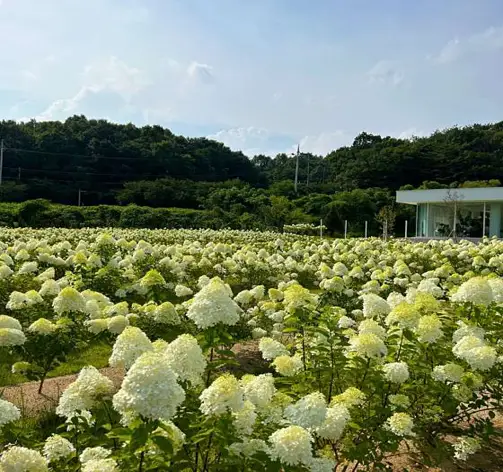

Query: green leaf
<box><xmin>130</xmin><ymin>424</ymin><xmax>149</xmax><ymax>451</ymax></box>
<box><xmin>151</xmin><ymin>435</ymin><xmax>174</xmax><ymax>455</ymax></box>
<box><xmin>106</xmin><ymin>427</ymin><xmax>132</xmax><ymax>441</ymax></box>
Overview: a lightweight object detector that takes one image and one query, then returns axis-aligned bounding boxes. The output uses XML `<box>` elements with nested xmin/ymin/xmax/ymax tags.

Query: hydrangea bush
<box><xmin>1</xmin><ymin>228</ymin><xmax>503</xmax><ymax>470</ymax></box>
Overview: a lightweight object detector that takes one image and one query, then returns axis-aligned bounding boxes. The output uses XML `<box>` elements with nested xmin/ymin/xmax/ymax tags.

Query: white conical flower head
<box><xmin>113</xmin><ymin>351</ymin><xmax>185</xmax><ymax>421</ymax></box>
<box><xmin>109</xmin><ymin>326</ymin><xmax>153</xmax><ymax>370</ymax></box>
<box><xmin>268</xmin><ymin>425</ymin><xmax>313</xmax><ymax>467</ymax></box>
<box><xmin>284</xmin><ymin>392</ymin><xmax>327</xmax><ymax>429</ymax></box>
<box><xmin>164</xmin><ymin>334</ymin><xmax>207</xmax><ymax>386</ymax></box>
<box><xmin>186</xmin><ymin>277</ymin><xmax>241</xmax><ymax>329</ymax></box>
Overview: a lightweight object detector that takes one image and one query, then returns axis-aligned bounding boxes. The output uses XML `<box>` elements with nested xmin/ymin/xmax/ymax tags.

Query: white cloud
<box><xmin>21</xmin><ymin>56</ymin><xmax>148</xmax><ymax>122</ymax></box>
<box><xmin>84</xmin><ymin>56</ymin><xmax>149</xmax><ymax>101</ymax></box>
<box><xmin>187</xmin><ymin>61</ymin><xmax>214</xmax><ymax>83</ymax></box>
<box><xmin>207</xmin><ymin>126</ymin><xmax>293</xmax><ymax>156</ymax></box>
<box><xmin>297</xmin><ymin>131</ymin><xmax>351</xmax><ymax>155</ymax></box>
<box><xmin>434</xmin><ymin>26</ymin><xmax>503</xmax><ymax>63</ymax></box>
<box><xmin>367</xmin><ymin>60</ymin><xmax>404</xmax><ymax>86</ymax></box>
<box><xmin>397</xmin><ymin>127</ymin><xmax>427</xmax><ymax>140</ymax></box>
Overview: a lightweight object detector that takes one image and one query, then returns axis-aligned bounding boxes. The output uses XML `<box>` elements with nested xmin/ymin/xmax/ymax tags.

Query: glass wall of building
<box><xmin>416</xmin><ymin>202</ymin><xmax>500</xmax><ymax>237</ymax></box>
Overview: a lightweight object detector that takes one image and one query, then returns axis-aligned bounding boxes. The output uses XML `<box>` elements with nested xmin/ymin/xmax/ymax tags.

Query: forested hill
<box><xmin>1</xmin><ymin>115</ymin><xmax>503</xmax><ymax>206</ymax></box>
<box><xmin>255</xmin><ymin>123</ymin><xmax>503</xmax><ymax>191</ymax></box>
<box><xmin>0</xmin><ymin>116</ymin><xmax>262</xmax><ymax>204</ymax></box>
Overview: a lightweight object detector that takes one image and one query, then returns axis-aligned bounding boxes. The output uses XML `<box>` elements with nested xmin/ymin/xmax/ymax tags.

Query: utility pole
<box><xmin>0</xmin><ymin>139</ymin><xmax>4</xmax><ymax>186</ymax></box>
<box><xmin>17</xmin><ymin>167</ymin><xmax>21</xmax><ymax>181</ymax></box>
<box><xmin>294</xmin><ymin>144</ymin><xmax>300</xmax><ymax>193</ymax></box>
<box><xmin>306</xmin><ymin>153</ymin><xmax>310</xmax><ymax>188</ymax></box>
<box><xmin>78</xmin><ymin>189</ymin><xmax>82</xmax><ymax>206</ymax></box>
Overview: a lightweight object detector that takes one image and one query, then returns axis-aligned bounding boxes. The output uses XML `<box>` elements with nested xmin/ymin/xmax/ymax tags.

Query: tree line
<box><xmin>1</xmin><ymin>116</ymin><xmax>503</xmax><ymax>234</ymax></box>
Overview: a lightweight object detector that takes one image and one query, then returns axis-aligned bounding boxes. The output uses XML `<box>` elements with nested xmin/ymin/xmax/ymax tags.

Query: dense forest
<box><xmin>1</xmin><ymin>116</ymin><xmax>503</xmax><ymax>234</ymax></box>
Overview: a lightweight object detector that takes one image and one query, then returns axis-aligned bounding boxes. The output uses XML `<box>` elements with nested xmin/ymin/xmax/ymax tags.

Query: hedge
<box><xmin>0</xmin><ymin>200</ymin><xmax>222</xmax><ymax>229</ymax></box>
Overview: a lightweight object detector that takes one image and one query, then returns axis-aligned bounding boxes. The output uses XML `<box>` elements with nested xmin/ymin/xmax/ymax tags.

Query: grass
<box><xmin>0</xmin><ymin>341</ymin><xmax>112</xmax><ymax>387</ymax></box>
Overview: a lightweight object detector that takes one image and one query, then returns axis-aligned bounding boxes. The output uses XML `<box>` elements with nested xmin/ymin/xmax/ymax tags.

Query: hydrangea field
<box><xmin>1</xmin><ymin>227</ymin><xmax>503</xmax><ymax>471</ymax></box>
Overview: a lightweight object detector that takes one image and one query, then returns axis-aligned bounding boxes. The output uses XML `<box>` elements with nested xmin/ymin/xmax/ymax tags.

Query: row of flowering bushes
<box><xmin>1</xmin><ymin>228</ymin><xmax>503</xmax><ymax>470</ymax></box>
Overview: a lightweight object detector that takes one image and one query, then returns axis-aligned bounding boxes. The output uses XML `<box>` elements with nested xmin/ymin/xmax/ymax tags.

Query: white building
<box><xmin>396</xmin><ymin>187</ymin><xmax>503</xmax><ymax>238</ymax></box>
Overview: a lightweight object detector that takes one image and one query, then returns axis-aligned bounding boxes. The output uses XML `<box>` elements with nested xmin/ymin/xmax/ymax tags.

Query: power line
<box><xmin>7</xmin><ymin>147</ymin><xmax>155</xmax><ymax>161</ymax></box>
<box><xmin>1</xmin><ymin>166</ymin><xmax>163</xmax><ymax>178</ymax></box>
<box><xmin>0</xmin><ymin>176</ymin><xmax>125</xmax><ymax>186</ymax></box>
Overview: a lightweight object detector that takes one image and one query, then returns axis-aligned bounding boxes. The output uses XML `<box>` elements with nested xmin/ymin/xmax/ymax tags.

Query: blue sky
<box><xmin>1</xmin><ymin>0</ymin><xmax>503</xmax><ymax>156</ymax></box>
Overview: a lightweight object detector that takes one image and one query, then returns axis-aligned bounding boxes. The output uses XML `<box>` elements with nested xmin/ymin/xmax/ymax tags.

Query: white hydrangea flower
<box><xmin>113</xmin><ymin>351</ymin><xmax>185</xmax><ymax>421</ymax></box>
<box><xmin>315</xmin><ymin>403</ymin><xmax>350</xmax><ymax>440</ymax></box>
<box><xmin>331</xmin><ymin>387</ymin><xmax>366</xmax><ymax>408</ymax></box>
<box><xmin>463</xmin><ymin>346</ymin><xmax>497</xmax><ymax>371</ymax></box>
<box><xmin>175</xmin><ymin>284</ymin><xmax>193</xmax><ymax>297</ymax></box>
<box><xmin>56</xmin><ymin>366</ymin><xmax>114</xmax><ymax>418</ymax></box>
<box><xmin>272</xmin><ymin>354</ymin><xmax>303</xmax><ymax>377</ymax></box>
<box><xmin>348</xmin><ymin>333</ymin><xmax>387</xmax><ymax>358</ymax></box>
<box><xmin>453</xmin><ymin>436</ymin><xmax>481</xmax><ymax>461</ymax></box>
<box><xmin>0</xmin><ymin>315</ymin><xmax>22</xmax><ymax>331</ymax></box>
<box><xmin>284</xmin><ymin>392</ymin><xmax>327</xmax><ymax>429</ymax></box>
<box><xmin>234</xmin><ymin>290</ymin><xmax>254</xmax><ymax>305</ymax></box>
<box><xmin>164</xmin><ymin>334</ymin><xmax>207</xmax><ymax>386</ymax></box>
<box><xmin>199</xmin><ymin>374</ymin><xmax>244</xmax><ymax>416</ymax></box>
<box><xmin>6</xmin><ymin>291</ymin><xmax>31</xmax><ymax>310</ymax></box>
<box><xmin>28</xmin><ymin>318</ymin><xmax>58</xmax><ymax>335</ymax></box>
<box><xmin>233</xmin><ymin>400</ymin><xmax>257</xmax><ymax>437</ymax></box>
<box><xmin>488</xmin><ymin>278</ymin><xmax>503</xmax><ymax>303</ymax></box>
<box><xmin>361</xmin><ymin>293</ymin><xmax>391</xmax><ymax>318</ymax></box>
<box><xmin>52</xmin><ymin>287</ymin><xmax>86</xmax><ymax>315</ymax></box>
<box><xmin>452</xmin><ymin>322</ymin><xmax>485</xmax><ymax>343</ymax></box>
<box><xmin>39</xmin><ymin>279</ymin><xmax>61</xmax><ymax>297</ymax></box>
<box><xmin>186</xmin><ymin>277</ymin><xmax>241</xmax><ymax>329</ymax></box>
<box><xmin>153</xmin><ymin>302</ymin><xmax>180</xmax><ymax>325</ymax></box>
<box><xmin>416</xmin><ymin>314</ymin><xmax>443</xmax><ymax>343</ymax></box>
<box><xmin>389</xmin><ymin>394</ymin><xmax>410</xmax><ymax>409</ymax></box>
<box><xmin>0</xmin><ymin>328</ymin><xmax>26</xmax><ymax>346</ymax></box>
<box><xmin>451</xmin><ymin>277</ymin><xmax>493</xmax><ymax>305</ymax></box>
<box><xmin>43</xmin><ymin>434</ymin><xmax>75</xmax><ymax>462</ymax></box>
<box><xmin>358</xmin><ymin>319</ymin><xmax>386</xmax><ymax>340</ymax></box>
<box><xmin>79</xmin><ymin>447</ymin><xmax>111</xmax><ymax>464</ymax></box>
<box><xmin>18</xmin><ymin>261</ymin><xmax>38</xmax><ymax>274</ymax></box>
<box><xmin>453</xmin><ymin>335</ymin><xmax>485</xmax><ymax>359</ymax></box>
<box><xmin>240</xmin><ymin>373</ymin><xmax>276</xmax><ymax>410</ymax></box>
<box><xmin>0</xmin><ymin>446</ymin><xmax>48</xmax><ymax>472</ymax></box>
<box><xmin>107</xmin><ymin>315</ymin><xmax>129</xmax><ymax>334</ymax></box>
<box><xmin>259</xmin><ymin>337</ymin><xmax>289</xmax><ymax>361</ymax></box>
<box><xmin>268</xmin><ymin>425</ymin><xmax>313</xmax><ymax>467</ymax></box>
<box><xmin>252</xmin><ymin>327</ymin><xmax>267</xmax><ymax>339</ymax></box>
<box><xmin>385</xmin><ymin>412</ymin><xmax>415</xmax><ymax>436</ymax></box>
<box><xmin>417</xmin><ymin>279</ymin><xmax>443</xmax><ymax>298</ymax></box>
<box><xmin>0</xmin><ymin>398</ymin><xmax>21</xmax><ymax>430</ymax></box>
<box><xmin>432</xmin><ymin>364</ymin><xmax>465</xmax><ymax>383</ymax></box>
<box><xmin>0</xmin><ymin>264</ymin><xmax>14</xmax><ymax>279</ymax></box>
<box><xmin>109</xmin><ymin>326</ymin><xmax>153</xmax><ymax>370</ymax></box>
<box><xmin>82</xmin><ymin>458</ymin><xmax>118</xmax><ymax>472</ymax></box>
<box><xmin>385</xmin><ymin>302</ymin><xmax>420</xmax><ymax>329</ymax></box>
<box><xmin>338</xmin><ymin>315</ymin><xmax>356</xmax><ymax>329</ymax></box>
<box><xmin>250</xmin><ymin>285</ymin><xmax>266</xmax><ymax>300</ymax></box>
<box><xmin>382</xmin><ymin>362</ymin><xmax>410</xmax><ymax>384</ymax></box>
<box><xmin>138</xmin><ymin>269</ymin><xmax>166</xmax><ymax>288</ymax></box>
<box><xmin>229</xmin><ymin>438</ymin><xmax>270</xmax><ymax>458</ymax></box>
<box><xmin>308</xmin><ymin>457</ymin><xmax>337</xmax><ymax>472</ymax></box>
<box><xmin>85</xmin><ymin>319</ymin><xmax>108</xmax><ymax>334</ymax></box>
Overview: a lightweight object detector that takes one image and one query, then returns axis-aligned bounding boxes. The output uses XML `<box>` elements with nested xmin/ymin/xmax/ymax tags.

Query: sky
<box><xmin>1</xmin><ymin>0</ymin><xmax>503</xmax><ymax>156</ymax></box>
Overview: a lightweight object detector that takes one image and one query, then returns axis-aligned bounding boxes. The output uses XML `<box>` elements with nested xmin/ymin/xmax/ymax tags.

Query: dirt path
<box><xmin>2</xmin><ymin>341</ymin><xmax>503</xmax><ymax>471</ymax></box>
<box><xmin>0</xmin><ymin>341</ymin><xmax>265</xmax><ymax>415</ymax></box>
<box><xmin>0</xmin><ymin>366</ymin><xmax>124</xmax><ymax>416</ymax></box>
